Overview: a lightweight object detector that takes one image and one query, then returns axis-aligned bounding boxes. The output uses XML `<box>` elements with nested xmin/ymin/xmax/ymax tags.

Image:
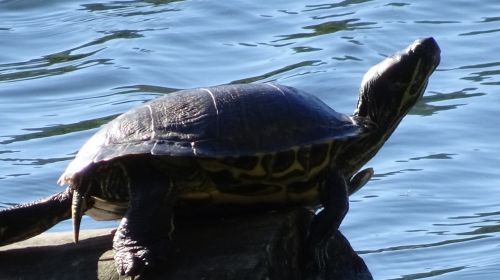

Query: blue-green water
<box><xmin>1</xmin><ymin>0</ymin><xmax>499</xmax><ymax>279</ymax></box>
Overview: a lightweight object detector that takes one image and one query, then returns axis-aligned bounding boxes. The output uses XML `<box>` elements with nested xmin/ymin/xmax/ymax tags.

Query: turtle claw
<box><xmin>112</xmin><ymin>223</ymin><xmax>150</xmax><ymax>276</ymax></box>
<box><xmin>71</xmin><ymin>189</ymin><xmax>84</xmax><ymax>243</ymax></box>
<box><xmin>113</xmin><ymin>235</ymin><xmax>169</xmax><ymax>278</ymax></box>
<box><xmin>113</xmin><ymin>243</ymin><xmax>151</xmax><ymax>276</ymax></box>
<box><xmin>112</xmin><ymin>218</ymin><xmax>170</xmax><ymax>277</ymax></box>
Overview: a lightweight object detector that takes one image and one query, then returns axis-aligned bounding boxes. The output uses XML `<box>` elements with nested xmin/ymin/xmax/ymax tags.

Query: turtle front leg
<box><xmin>113</xmin><ymin>161</ymin><xmax>175</xmax><ymax>277</ymax></box>
<box><xmin>308</xmin><ymin>170</ymin><xmax>349</xmax><ymax>247</ymax></box>
<box><xmin>305</xmin><ymin>170</ymin><xmax>349</xmax><ymax>271</ymax></box>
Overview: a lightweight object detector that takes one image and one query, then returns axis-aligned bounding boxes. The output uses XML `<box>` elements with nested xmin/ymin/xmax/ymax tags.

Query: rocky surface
<box><xmin>0</xmin><ymin>209</ymin><xmax>372</xmax><ymax>280</ymax></box>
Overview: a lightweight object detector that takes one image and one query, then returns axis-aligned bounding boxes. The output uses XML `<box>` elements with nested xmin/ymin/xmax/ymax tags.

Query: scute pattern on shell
<box><xmin>59</xmin><ymin>83</ymin><xmax>366</xmax><ymax>185</ymax></box>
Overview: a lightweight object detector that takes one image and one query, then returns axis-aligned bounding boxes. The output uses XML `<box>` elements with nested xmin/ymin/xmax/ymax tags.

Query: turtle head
<box><xmin>354</xmin><ymin>37</ymin><xmax>440</xmax><ymax>133</ymax></box>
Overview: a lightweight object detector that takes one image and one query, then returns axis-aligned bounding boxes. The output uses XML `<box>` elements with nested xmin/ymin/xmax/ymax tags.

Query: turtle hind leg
<box><xmin>113</xmin><ymin>160</ymin><xmax>175</xmax><ymax>277</ymax></box>
<box><xmin>0</xmin><ymin>187</ymin><xmax>73</xmax><ymax>246</ymax></box>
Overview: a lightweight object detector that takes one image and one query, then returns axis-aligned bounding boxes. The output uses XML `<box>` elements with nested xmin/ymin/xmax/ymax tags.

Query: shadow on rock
<box><xmin>0</xmin><ymin>209</ymin><xmax>372</xmax><ymax>280</ymax></box>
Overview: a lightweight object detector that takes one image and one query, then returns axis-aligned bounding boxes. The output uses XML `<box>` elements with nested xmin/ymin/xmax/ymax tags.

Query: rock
<box><xmin>0</xmin><ymin>229</ymin><xmax>115</xmax><ymax>280</ymax></box>
<box><xmin>0</xmin><ymin>209</ymin><xmax>372</xmax><ymax>280</ymax></box>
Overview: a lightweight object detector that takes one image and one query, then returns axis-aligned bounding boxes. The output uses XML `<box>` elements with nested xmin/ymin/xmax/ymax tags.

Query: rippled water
<box><xmin>1</xmin><ymin>0</ymin><xmax>499</xmax><ymax>279</ymax></box>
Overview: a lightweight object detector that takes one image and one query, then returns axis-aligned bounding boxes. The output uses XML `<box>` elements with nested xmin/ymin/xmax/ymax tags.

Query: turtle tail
<box><xmin>0</xmin><ymin>187</ymin><xmax>73</xmax><ymax>246</ymax></box>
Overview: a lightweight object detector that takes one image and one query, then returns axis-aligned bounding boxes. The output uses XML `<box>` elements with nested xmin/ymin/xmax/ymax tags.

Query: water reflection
<box><xmin>80</xmin><ymin>0</ymin><xmax>181</xmax><ymax>16</ymax></box>
<box><xmin>461</xmin><ymin>63</ymin><xmax>500</xmax><ymax>85</ymax></box>
<box><xmin>0</xmin><ymin>54</ymin><xmax>111</xmax><ymax>83</ymax></box>
<box><xmin>231</xmin><ymin>60</ymin><xmax>324</xmax><ymax>84</ymax></box>
<box><xmin>358</xmin><ymin>235</ymin><xmax>487</xmax><ymax>254</ymax></box>
<box><xmin>373</xmin><ymin>168</ymin><xmax>423</xmax><ymax>179</ymax></box>
<box><xmin>292</xmin><ymin>46</ymin><xmax>322</xmax><ymax>54</ymax></box>
<box><xmin>275</xmin><ymin>19</ymin><xmax>376</xmax><ymax>42</ymax></box>
<box><xmin>480</xmin><ymin>17</ymin><xmax>500</xmax><ymax>23</ymax></box>
<box><xmin>304</xmin><ymin>0</ymin><xmax>373</xmax><ymax>11</ymax></box>
<box><xmin>0</xmin><ymin>156</ymin><xmax>72</xmax><ymax>166</ymax></box>
<box><xmin>114</xmin><ymin>84</ymin><xmax>179</xmax><ymax>95</ymax></box>
<box><xmin>412</xmin><ymin>88</ymin><xmax>485</xmax><ymax>116</ymax></box>
<box><xmin>461</xmin><ymin>224</ymin><xmax>500</xmax><ymax>235</ymax></box>
<box><xmin>407</xmin><ymin>153</ymin><xmax>456</xmax><ymax>161</ymax></box>
<box><xmin>332</xmin><ymin>55</ymin><xmax>362</xmax><ymax>61</ymax></box>
<box><xmin>414</xmin><ymin>20</ymin><xmax>460</xmax><ymax>24</ymax></box>
<box><xmin>390</xmin><ymin>266</ymin><xmax>467</xmax><ymax>280</ymax></box>
<box><xmin>384</xmin><ymin>3</ymin><xmax>410</xmax><ymax>7</ymax></box>
<box><xmin>0</xmin><ymin>30</ymin><xmax>144</xmax><ymax>82</ymax></box>
<box><xmin>459</xmin><ymin>29</ymin><xmax>500</xmax><ymax>36</ymax></box>
<box><xmin>0</xmin><ymin>115</ymin><xmax>116</xmax><ymax>145</ymax></box>
<box><xmin>442</xmin><ymin>210</ymin><xmax>500</xmax><ymax>236</ymax></box>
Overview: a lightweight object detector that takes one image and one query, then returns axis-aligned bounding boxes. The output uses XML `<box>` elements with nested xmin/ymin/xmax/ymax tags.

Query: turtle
<box><xmin>0</xmin><ymin>37</ymin><xmax>440</xmax><ymax>277</ymax></box>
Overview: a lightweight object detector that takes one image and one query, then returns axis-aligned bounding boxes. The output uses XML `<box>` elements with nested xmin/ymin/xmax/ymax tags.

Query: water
<box><xmin>1</xmin><ymin>0</ymin><xmax>499</xmax><ymax>279</ymax></box>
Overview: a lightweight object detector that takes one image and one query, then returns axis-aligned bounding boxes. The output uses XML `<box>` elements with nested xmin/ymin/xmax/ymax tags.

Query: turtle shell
<box><xmin>59</xmin><ymin>83</ymin><xmax>366</xmax><ymax>185</ymax></box>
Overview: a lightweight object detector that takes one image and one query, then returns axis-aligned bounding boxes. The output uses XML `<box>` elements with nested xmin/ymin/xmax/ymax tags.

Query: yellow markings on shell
<box><xmin>177</xmin><ymin>141</ymin><xmax>342</xmax><ymax>208</ymax></box>
<box><xmin>199</xmin><ymin>142</ymin><xmax>334</xmax><ymax>183</ymax></box>
<box><xmin>308</xmin><ymin>142</ymin><xmax>334</xmax><ymax>177</ymax></box>
<box><xmin>199</xmin><ymin>153</ymin><xmax>268</xmax><ymax>179</ymax></box>
<box><xmin>244</xmin><ymin>154</ymin><xmax>267</xmax><ymax>177</ymax></box>
<box><xmin>270</xmin><ymin>142</ymin><xmax>334</xmax><ymax>181</ymax></box>
<box><xmin>183</xmin><ymin>143</ymin><xmax>336</xmax><ymax>206</ymax></box>
<box><xmin>271</xmin><ymin>147</ymin><xmax>304</xmax><ymax>179</ymax></box>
